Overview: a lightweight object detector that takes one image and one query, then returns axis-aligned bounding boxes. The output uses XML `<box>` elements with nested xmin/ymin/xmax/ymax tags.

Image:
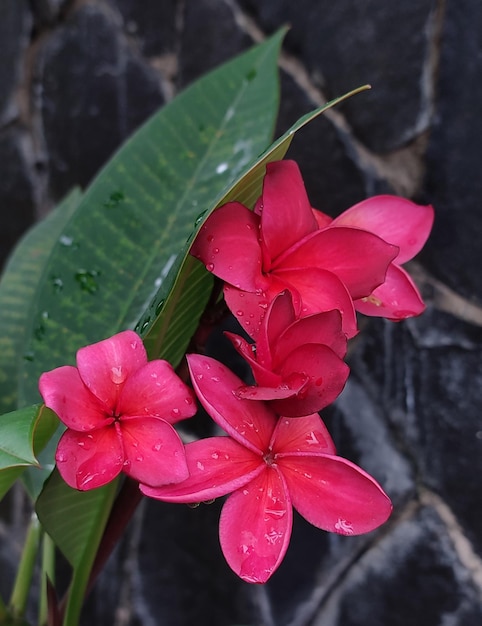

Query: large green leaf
<box><xmin>140</xmin><ymin>86</ymin><xmax>371</xmax><ymax>362</ymax></box>
<box><xmin>29</xmin><ymin>33</ymin><xmax>285</xmax><ymax>626</ymax></box>
<box><xmin>0</xmin><ymin>405</ymin><xmax>58</xmax><ymax>501</ymax></box>
<box><xmin>19</xmin><ymin>30</ymin><xmax>285</xmax><ymax>408</ymax></box>
<box><xmin>0</xmin><ymin>189</ymin><xmax>81</xmax><ymax>415</ymax></box>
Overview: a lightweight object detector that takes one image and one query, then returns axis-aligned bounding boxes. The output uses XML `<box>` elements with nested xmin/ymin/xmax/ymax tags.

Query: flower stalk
<box><xmin>9</xmin><ymin>514</ymin><xmax>42</xmax><ymax>621</ymax></box>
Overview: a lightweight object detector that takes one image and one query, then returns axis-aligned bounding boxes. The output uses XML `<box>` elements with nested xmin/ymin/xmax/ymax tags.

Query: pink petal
<box><xmin>275</xmin><ymin>308</ymin><xmax>347</xmax><ymax>363</ymax></box>
<box><xmin>190</xmin><ymin>202</ymin><xmax>265</xmax><ymax>292</ymax></box>
<box><xmin>223</xmin><ymin>274</ymin><xmax>290</xmax><ymax>340</ymax></box>
<box><xmin>260</xmin><ymin>161</ymin><xmax>318</xmax><ymax>261</ymax></box>
<box><xmin>55</xmin><ymin>425</ymin><xmax>123</xmax><ymax>490</ymax></box>
<box><xmin>39</xmin><ymin>366</ymin><xmax>108</xmax><ymax>431</ymax></box>
<box><xmin>279</xmin><ymin>454</ymin><xmax>392</xmax><ymax>535</ymax></box>
<box><xmin>277</xmin><ymin>227</ymin><xmax>398</xmax><ymax>299</ymax></box>
<box><xmin>355</xmin><ymin>264</ymin><xmax>426</xmax><ymax>320</ymax></box>
<box><xmin>236</xmin><ymin>373</ymin><xmax>309</xmax><ymax>402</ymax></box>
<box><xmin>118</xmin><ymin>360</ymin><xmax>197</xmax><ymax>424</ymax></box>
<box><xmin>271</xmin><ymin>414</ymin><xmax>336</xmax><ymax>455</ymax></box>
<box><xmin>119</xmin><ymin>416</ymin><xmax>188</xmax><ymax>487</ymax></box>
<box><xmin>273</xmin><ymin>267</ymin><xmax>358</xmax><ymax>338</ymax></box>
<box><xmin>187</xmin><ymin>355</ymin><xmax>277</xmax><ymax>454</ymax></box>
<box><xmin>140</xmin><ymin>437</ymin><xmax>264</xmax><ymax>501</ymax></box>
<box><xmin>260</xmin><ymin>291</ymin><xmax>297</xmax><ymax>360</ymax></box>
<box><xmin>219</xmin><ymin>466</ymin><xmax>293</xmax><ymax>583</ymax></box>
<box><xmin>312</xmin><ymin>207</ymin><xmax>333</xmax><ymax>229</ymax></box>
<box><xmin>225</xmin><ymin>332</ymin><xmax>281</xmax><ymax>388</ymax></box>
<box><xmin>271</xmin><ymin>344</ymin><xmax>349</xmax><ymax>416</ymax></box>
<box><xmin>76</xmin><ymin>331</ymin><xmax>147</xmax><ymax>412</ymax></box>
<box><xmin>332</xmin><ymin>196</ymin><xmax>434</xmax><ymax>264</ymax></box>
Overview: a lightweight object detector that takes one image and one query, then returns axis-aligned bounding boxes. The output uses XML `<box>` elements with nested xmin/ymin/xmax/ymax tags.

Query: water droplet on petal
<box><xmin>207</xmin><ymin>234</ymin><xmax>215</xmax><ymax>243</ymax></box>
<box><xmin>196</xmin><ymin>461</ymin><xmax>205</xmax><ymax>471</ymax></box>
<box><xmin>136</xmin><ymin>455</ymin><xmax>144</xmax><ymax>462</ymax></box>
<box><xmin>152</xmin><ymin>443</ymin><xmax>162</xmax><ymax>451</ymax></box>
<box><xmin>206</xmin><ymin>263</ymin><xmax>215</xmax><ymax>272</ymax></box>
<box><xmin>111</xmin><ymin>366</ymin><xmax>126</xmax><ymax>384</ymax></box>
<box><xmin>334</xmin><ymin>518</ymin><xmax>354</xmax><ymax>534</ymax></box>
<box><xmin>171</xmin><ymin>408</ymin><xmax>181</xmax><ymax>418</ymax></box>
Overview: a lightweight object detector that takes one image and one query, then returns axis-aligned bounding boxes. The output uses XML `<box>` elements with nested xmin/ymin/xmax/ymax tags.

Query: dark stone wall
<box><xmin>1</xmin><ymin>1</ymin><xmax>482</xmax><ymax>625</ymax></box>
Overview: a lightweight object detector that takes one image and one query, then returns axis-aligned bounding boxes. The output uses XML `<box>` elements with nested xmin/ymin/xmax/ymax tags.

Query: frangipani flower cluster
<box><xmin>39</xmin><ymin>159</ymin><xmax>433</xmax><ymax>584</ymax></box>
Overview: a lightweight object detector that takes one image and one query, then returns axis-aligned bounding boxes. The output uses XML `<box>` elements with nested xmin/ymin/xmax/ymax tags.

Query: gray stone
<box><xmin>239</xmin><ymin>0</ymin><xmax>435</xmax><ymax>153</ymax></box>
<box><xmin>34</xmin><ymin>2</ymin><xmax>165</xmax><ymax>201</ymax></box>
<box><xmin>422</xmin><ymin>0</ymin><xmax>482</xmax><ymax>302</ymax></box>
<box><xmin>0</xmin><ymin>0</ymin><xmax>32</xmax><ymax>126</ymax></box>
<box><xmin>0</xmin><ymin>129</ymin><xmax>37</xmax><ymax>266</ymax></box>
<box><xmin>177</xmin><ymin>0</ymin><xmax>252</xmax><ymax>88</ymax></box>
<box><xmin>106</xmin><ymin>0</ymin><xmax>177</xmax><ymax>58</ymax></box>
<box><xmin>313</xmin><ymin>506</ymin><xmax>482</xmax><ymax>626</ymax></box>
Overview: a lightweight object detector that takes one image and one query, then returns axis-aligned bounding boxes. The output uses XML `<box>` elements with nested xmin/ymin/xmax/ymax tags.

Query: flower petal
<box><xmin>190</xmin><ymin>202</ymin><xmax>265</xmax><ymax>292</ymax></box>
<box><xmin>225</xmin><ymin>332</ymin><xmax>281</xmax><ymax>388</ymax></box>
<box><xmin>55</xmin><ymin>425</ymin><xmax>123</xmax><ymax>490</ymax></box>
<box><xmin>271</xmin><ymin>344</ymin><xmax>349</xmax><ymax>416</ymax></box>
<box><xmin>76</xmin><ymin>331</ymin><xmax>147</xmax><ymax>411</ymax></box>
<box><xmin>271</xmin><ymin>415</ymin><xmax>336</xmax><ymax>455</ymax></box>
<box><xmin>219</xmin><ymin>466</ymin><xmax>293</xmax><ymax>583</ymax></box>
<box><xmin>140</xmin><ymin>437</ymin><xmax>263</xmax><ymax>502</ymax></box>
<box><xmin>260</xmin><ymin>161</ymin><xmax>318</xmax><ymax>261</ymax></box>
<box><xmin>187</xmin><ymin>355</ymin><xmax>277</xmax><ymax>454</ymax></box>
<box><xmin>355</xmin><ymin>264</ymin><xmax>426</xmax><ymax>320</ymax></box>
<box><xmin>120</xmin><ymin>416</ymin><xmax>188</xmax><ymax>487</ymax></box>
<box><xmin>275</xmin><ymin>308</ymin><xmax>347</xmax><ymax>363</ymax></box>
<box><xmin>312</xmin><ymin>207</ymin><xmax>333</xmax><ymax>229</ymax></box>
<box><xmin>39</xmin><ymin>365</ymin><xmax>107</xmax><ymax>431</ymax></box>
<box><xmin>279</xmin><ymin>454</ymin><xmax>392</xmax><ymax>535</ymax></box>
<box><xmin>277</xmin><ymin>227</ymin><xmax>398</xmax><ymax>299</ymax></box>
<box><xmin>236</xmin><ymin>373</ymin><xmax>308</xmax><ymax>402</ymax></box>
<box><xmin>223</xmin><ymin>274</ymin><xmax>289</xmax><ymax>340</ymax></box>
<box><xmin>274</xmin><ymin>267</ymin><xmax>358</xmax><ymax>338</ymax></box>
<box><xmin>332</xmin><ymin>196</ymin><xmax>434</xmax><ymax>264</ymax></box>
<box><xmin>260</xmin><ymin>291</ymin><xmax>297</xmax><ymax>361</ymax></box>
<box><xmin>118</xmin><ymin>360</ymin><xmax>196</xmax><ymax>423</ymax></box>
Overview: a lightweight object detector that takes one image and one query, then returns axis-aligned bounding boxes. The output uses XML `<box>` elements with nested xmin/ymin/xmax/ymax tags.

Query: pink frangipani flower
<box><xmin>313</xmin><ymin>195</ymin><xmax>434</xmax><ymax>319</ymax></box>
<box><xmin>141</xmin><ymin>355</ymin><xmax>392</xmax><ymax>584</ymax></box>
<box><xmin>191</xmin><ymin>160</ymin><xmax>399</xmax><ymax>339</ymax></box>
<box><xmin>226</xmin><ymin>290</ymin><xmax>349</xmax><ymax>417</ymax></box>
<box><xmin>39</xmin><ymin>330</ymin><xmax>196</xmax><ymax>491</ymax></box>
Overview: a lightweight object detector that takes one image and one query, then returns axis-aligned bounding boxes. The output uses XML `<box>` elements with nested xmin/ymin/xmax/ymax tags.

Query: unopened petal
<box><xmin>118</xmin><ymin>360</ymin><xmax>196</xmax><ymax>424</ymax></box>
<box><xmin>190</xmin><ymin>202</ymin><xmax>264</xmax><ymax>292</ymax></box>
<box><xmin>76</xmin><ymin>331</ymin><xmax>147</xmax><ymax>411</ymax></box>
<box><xmin>187</xmin><ymin>355</ymin><xmax>277</xmax><ymax>454</ymax></box>
<box><xmin>355</xmin><ymin>264</ymin><xmax>426</xmax><ymax>320</ymax></box>
<box><xmin>332</xmin><ymin>196</ymin><xmax>434</xmax><ymax>264</ymax></box>
<box><xmin>275</xmin><ymin>308</ymin><xmax>347</xmax><ymax>363</ymax></box>
<box><xmin>279</xmin><ymin>454</ymin><xmax>392</xmax><ymax>535</ymax></box>
<box><xmin>39</xmin><ymin>366</ymin><xmax>107</xmax><ymax>431</ymax></box>
<box><xmin>274</xmin><ymin>267</ymin><xmax>358</xmax><ymax>338</ymax></box>
<box><xmin>141</xmin><ymin>437</ymin><xmax>263</xmax><ymax>502</ymax></box>
<box><xmin>271</xmin><ymin>344</ymin><xmax>349</xmax><ymax>416</ymax></box>
<box><xmin>260</xmin><ymin>161</ymin><xmax>318</xmax><ymax>261</ymax></box>
<box><xmin>219</xmin><ymin>466</ymin><xmax>293</xmax><ymax>583</ymax></box>
<box><xmin>55</xmin><ymin>425</ymin><xmax>123</xmax><ymax>490</ymax></box>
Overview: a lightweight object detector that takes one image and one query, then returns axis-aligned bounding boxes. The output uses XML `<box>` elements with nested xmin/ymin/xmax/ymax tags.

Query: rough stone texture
<box><xmin>0</xmin><ymin>0</ymin><xmax>32</xmax><ymax>126</ymax></box>
<box><xmin>0</xmin><ymin>129</ymin><xmax>37</xmax><ymax>265</ymax></box>
<box><xmin>33</xmin><ymin>2</ymin><xmax>166</xmax><ymax>201</ymax></box>
<box><xmin>239</xmin><ymin>0</ymin><xmax>436</xmax><ymax>153</ymax></box>
<box><xmin>422</xmin><ymin>0</ymin><xmax>482</xmax><ymax>303</ymax></box>
<box><xmin>1</xmin><ymin>0</ymin><xmax>482</xmax><ymax>624</ymax></box>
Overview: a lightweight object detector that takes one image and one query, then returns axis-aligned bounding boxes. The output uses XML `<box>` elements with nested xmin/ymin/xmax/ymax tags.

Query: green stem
<box><xmin>9</xmin><ymin>513</ymin><xmax>41</xmax><ymax>620</ymax></box>
<box><xmin>39</xmin><ymin>532</ymin><xmax>56</xmax><ymax>626</ymax></box>
<box><xmin>0</xmin><ymin>592</ymin><xmax>9</xmax><ymax>622</ymax></box>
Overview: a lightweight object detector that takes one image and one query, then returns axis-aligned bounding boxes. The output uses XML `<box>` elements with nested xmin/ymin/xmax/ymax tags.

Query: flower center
<box><xmin>263</xmin><ymin>450</ymin><xmax>275</xmax><ymax>466</ymax></box>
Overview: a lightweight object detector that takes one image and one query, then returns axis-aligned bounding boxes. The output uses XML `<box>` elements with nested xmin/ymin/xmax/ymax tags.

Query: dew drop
<box><xmin>185</xmin><ymin>396</ymin><xmax>193</xmax><ymax>405</ymax></box>
<box><xmin>206</xmin><ymin>263</ymin><xmax>215</xmax><ymax>272</ymax></box>
<box><xmin>59</xmin><ymin>235</ymin><xmax>73</xmax><ymax>247</ymax></box>
<box><xmin>152</xmin><ymin>443</ymin><xmax>162</xmax><ymax>451</ymax></box>
<box><xmin>315</xmin><ymin>377</ymin><xmax>323</xmax><ymax>386</ymax></box>
<box><xmin>207</xmin><ymin>234</ymin><xmax>215</xmax><ymax>243</ymax></box>
<box><xmin>211</xmin><ymin>452</ymin><xmax>219</xmax><ymax>460</ymax></box>
<box><xmin>211</xmin><ymin>376</ymin><xmax>220</xmax><ymax>383</ymax></box>
<box><xmin>155</xmin><ymin>300</ymin><xmax>165</xmax><ymax>316</ymax></box>
<box><xmin>57</xmin><ymin>453</ymin><xmax>67</xmax><ymax>463</ymax></box>
<box><xmin>111</xmin><ymin>366</ymin><xmax>126</xmax><ymax>384</ymax></box>
<box><xmin>171</xmin><ymin>408</ymin><xmax>181</xmax><ymax>418</ymax></box>
<box><xmin>236</xmin><ymin>310</ymin><xmax>244</xmax><ymax>317</ymax></box>
<box><xmin>197</xmin><ymin>461</ymin><xmax>205</xmax><ymax>471</ymax></box>
<box><xmin>136</xmin><ymin>455</ymin><xmax>144</xmax><ymax>462</ymax></box>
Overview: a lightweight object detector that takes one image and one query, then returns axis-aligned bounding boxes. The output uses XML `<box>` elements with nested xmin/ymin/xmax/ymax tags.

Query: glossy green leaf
<box><xmin>18</xmin><ymin>30</ymin><xmax>285</xmax><ymax>408</ymax></box>
<box><xmin>140</xmin><ymin>85</ymin><xmax>371</xmax><ymax>359</ymax></box>
<box><xmin>0</xmin><ymin>405</ymin><xmax>58</xmax><ymax>502</ymax></box>
<box><xmin>0</xmin><ymin>189</ymin><xmax>81</xmax><ymax>415</ymax></box>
